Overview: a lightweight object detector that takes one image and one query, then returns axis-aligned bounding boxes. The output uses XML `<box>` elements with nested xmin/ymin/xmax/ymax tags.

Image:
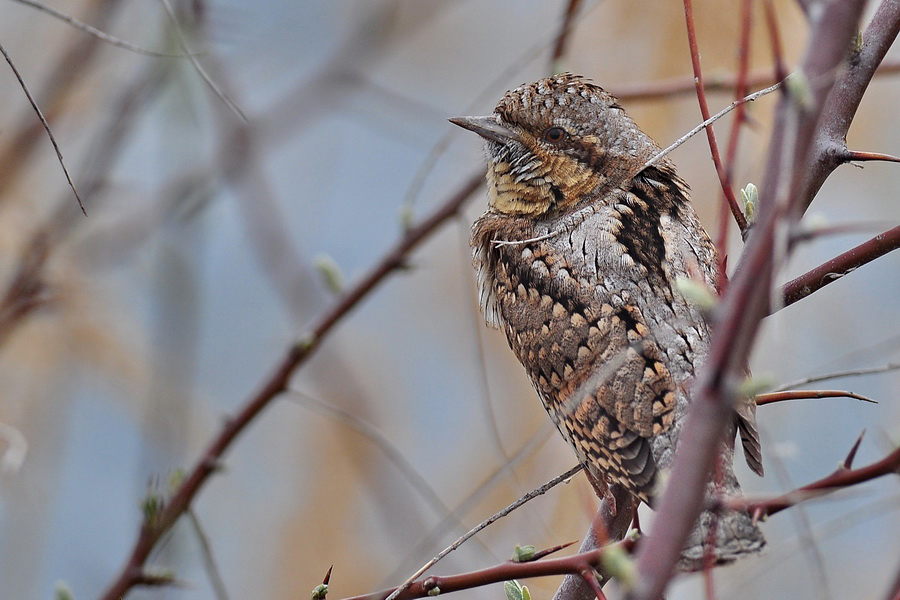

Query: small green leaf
<box><xmin>141</xmin><ymin>491</ymin><xmax>164</xmax><ymax>528</ymax></box>
<box><xmin>399</xmin><ymin>204</ymin><xmax>415</xmax><ymax>232</ymax></box>
<box><xmin>849</xmin><ymin>30</ymin><xmax>863</xmax><ymax>62</ymax></box>
<box><xmin>427</xmin><ymin>586</ymin><xmax>441</xmax><ymax>596</ymax></box>
<box><xmin>504</xmin><ymin>580</ymin><xmax>524</xmax><ymax>600</ymax></box>
<box><xmin>143</xmin><ymin>566</ymin><xmax>176</xmax><ymax>582</ymax></box>
<box><xmin>168</xmin><ymin>468</ymin><xmax>185</xmax><ymax>494</ymax></box>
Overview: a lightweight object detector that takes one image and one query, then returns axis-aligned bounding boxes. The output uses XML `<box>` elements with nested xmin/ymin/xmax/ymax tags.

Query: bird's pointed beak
<box><xmin>449</xmin><ymin>115</ymin><xmax>519</xmax><ymax>145</ymax></box>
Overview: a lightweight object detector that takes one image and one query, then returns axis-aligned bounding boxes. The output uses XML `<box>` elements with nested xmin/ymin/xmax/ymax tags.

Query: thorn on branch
<box><xmin>755</xmin><ymin>389</ymin><xmax>877</xmax><ymax>406</ymax></box>
<box><xmin>840</xmin><ymin>148</ymin><xmax>900</xmax><ymax>164</ymax></box>
<box><xmin>839</xmin><ymin>430</ymin><xmax>866</xmax><ymax>471</ymax></box>
<box><xmin>526</xmin><ymin>540</ymin><xmax>578</xmax><ymax>562</ymax></box>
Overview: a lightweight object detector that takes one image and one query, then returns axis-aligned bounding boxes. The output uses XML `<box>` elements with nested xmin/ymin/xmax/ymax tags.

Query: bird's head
<box><xmin>451</xmin><ymin>74</ymin><xmax>660</xmax><ymax>218</ymax></box>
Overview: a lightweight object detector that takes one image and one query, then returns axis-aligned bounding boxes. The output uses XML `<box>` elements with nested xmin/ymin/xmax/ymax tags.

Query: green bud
<box><xmin>311</xmin><ymin>583</ymin><xmax>328</xmax><ymax>600</ymax></box>
<box><xmin>54</xmin><ymin>582</ymin><xmax>74</xmax><ymax>600</ymax></box>
<box><xmin>601</xmin><ymin>545</ymin><xmax>636</xmax><ymax>590</ymax></box>
<box><xmin>739</xmin><ymin>375</ymin><xmax>775</xmax><ymax>399</ymax></box>
<box><xmin>674</xmin><ymin>277</ymin><xmax>717</xmax><ymax>313</ymax></box>
<box><xmin>314</xmin><ymin>254</ymin><xmax>345</xmax><ymax>295</ymax></box>
<box><xmin>785</xmin><ymin>71</ymin><xmax>813</xmax><ymax>111</ymax></box>
<box><xmin>510</xmin><ymin>544</ymin><xmax>536</xmax><ymax>562</ymax></box>
<box><xmin>740</xmin><ymin>183</ymin><xmax>758</xmax><ymax>223</ymax></box>
<box><xmin>169</xmin><ymin>468</ymin><xmax>185</xmax><ymax>494</ymax></box>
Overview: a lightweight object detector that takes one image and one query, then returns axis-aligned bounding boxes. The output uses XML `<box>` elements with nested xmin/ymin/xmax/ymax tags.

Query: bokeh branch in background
<box><xmin>98</xmin><ymin>174</ymin><xmax>483</xmax><ymax>599</ymax></box>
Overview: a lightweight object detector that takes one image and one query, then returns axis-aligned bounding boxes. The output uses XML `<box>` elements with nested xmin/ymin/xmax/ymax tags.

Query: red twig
<box><xmin>755</xmin><ymin>389</ymin><xmax>876</xmax><ymax>406</ymax></box>
<box><xmin>342</xmin><ymin>541</ymin><xmax>634</xmax><ymax>600</ymax></box>
<box><xmin>530</xmin><ymin>540</ymin><xmax>579</xmax><ymax>562</ymax></box>
<box><xmin>780</xmin><ymin>224</ymin><xmax>900</xmax><ymax>308</ymax></box>
<box><xmin>682</xmin><ymin>0</ymin><xmax>747</xmax><ymax>234</ymax></box>
<box><xmin>98</xmin><ymin>174</ymin><xmax>483</xmax><ymax>600</ymax></box>
<box><xmin>746</xmin><ymin>444</ymin><xmax>900</xmax><ymax>517</ymax></box>
<box><xmin>716</xmin><ymin>0</ymin><xmax>755</xmax><ymax>264</ymax></box>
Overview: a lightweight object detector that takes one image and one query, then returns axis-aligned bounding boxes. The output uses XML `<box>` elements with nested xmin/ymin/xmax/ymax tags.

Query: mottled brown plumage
<box><xmin>451</xmin><ymin>73</ymin><xmax>764</xmax><ymax>569</ymax></box>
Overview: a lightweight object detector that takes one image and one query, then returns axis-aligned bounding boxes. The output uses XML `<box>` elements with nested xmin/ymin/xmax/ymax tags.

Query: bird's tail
<box><xmin>677</xmin><ymin>462</ymin><xmax>765</xmax><ymax>571</ymax></box>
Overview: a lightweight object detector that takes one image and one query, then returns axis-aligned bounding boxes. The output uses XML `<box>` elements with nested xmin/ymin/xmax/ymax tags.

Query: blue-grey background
<box><xmin>0</xmin><ymin>1</ymin><xmax>897</xmax><ymax>599</ymax></box>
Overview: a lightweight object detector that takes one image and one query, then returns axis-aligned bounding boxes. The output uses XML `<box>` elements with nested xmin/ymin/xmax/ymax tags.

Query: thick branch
<box><xmin>628</xmin><ymin>3</ymin><xmax>872</xmax><ymax>599</ymax></box>
<box><xmin>803</xmin><ymin>0</ymin><xmax>900</xmax><ymax>207</ymax></box>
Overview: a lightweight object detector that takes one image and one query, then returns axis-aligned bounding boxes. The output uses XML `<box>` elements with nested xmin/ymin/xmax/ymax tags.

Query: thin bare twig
<box><xmin>642</xmin><ymin>82</ymin><xmax>782</xmax><ymax>172</ymax></box>
<box><xmin>286</xmin><ymin>389</ymin><xmax>495</xmax><ymax>559</ymax></box>
<box><xmin>344</xmin><ymin>537</ymin><xmax>632</xmax><ymax>600</ymax></box>
<box><xmin>187</xmin><ymin>510</ymin><xmax>231</xmax><ymax>600</ymax></box>
<box><xmin>383</xmin><ymin>465</ymin><xmax>583</xmax><ymax>600</ymax></box>
<box><xmin>611</xmin><ymin>59</ymin><xmax>900</xmax><ymax>102</ymax></box>
<box><xmin>773</xmin><ymin>362</ymin><xmax>900</xmax><ymax>392</ymax></box>
<box><xmin>746</xmin><ymin>444</ymin><xmax>900</xmax><ymax>517</ymax></box>
<box><xmin>11</xmin><ymin>0</ymin><xmax>188</xmax><ymax>57</ymax></box>
<box><xmin>157</xmin><ymin>0</ymin><xmax>246</xmax><ymax>122</ymax></box>
<box><xmin>0</xmin><ymin>41</ymin><xmax>86</xmax><ymax>215</ymax></box>
<box><xmin>550</xmin><ymin>0</ymin><xmax>585</xmax><ymax>71</ymax></box>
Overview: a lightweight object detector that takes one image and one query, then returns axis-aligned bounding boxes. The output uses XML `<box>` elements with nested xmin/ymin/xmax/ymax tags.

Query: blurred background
<box><xmin>0</xmin><ymin>1</ymin><xmax>897</xmax><ymax>599</ymax></box>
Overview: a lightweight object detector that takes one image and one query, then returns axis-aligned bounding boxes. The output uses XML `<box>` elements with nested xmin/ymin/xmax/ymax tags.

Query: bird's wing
<box><xmin>473</xmin><ymin>203</ymin><xmax>681</xmax><ymax>502</ymax></box>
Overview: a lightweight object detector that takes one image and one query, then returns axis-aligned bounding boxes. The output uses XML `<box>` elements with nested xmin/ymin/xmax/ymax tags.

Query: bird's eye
<box><xmin>543</xmin><ymin>127</ymin><xmax>566</xmax><ymax>143</ymax></box>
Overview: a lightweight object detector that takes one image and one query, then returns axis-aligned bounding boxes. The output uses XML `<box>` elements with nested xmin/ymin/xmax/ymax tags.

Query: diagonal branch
<box><xmin>98</xmin><ymin>173</ymin><xmax>483</xmax><ymax>600</ymax></box>
<box><xmin>780</xmin><ymin>223</ymin><xmax>900</xmax><ymax>308</ymax></box>
<box><xmin>681</xmin><ymin>0</ymin><xmax>747</xmax><ymax>233</ymax></box>
<box><xmin>628</xmin><ymin>3</ymin><xmax>876</xmax><ymax>599</ymax></box>
<box><xmin>0</xmin><ymin>42</ymin><xmax>86</xmax><ymax>215</ymax></box>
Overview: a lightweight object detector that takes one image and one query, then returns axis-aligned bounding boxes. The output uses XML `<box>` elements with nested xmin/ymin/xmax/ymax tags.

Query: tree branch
<box><xmin>343</xmin><ymin>540</ymin><xmax>635</xmax><ymax>600</ymax></box>
<box><xmin>780</xmin><ymin>223</ymin><xmax>900</xmax><ymax>308</ymax></box>
<box><xmin>98</xmin><ymin>173</ymin><xmax>483</xmax><ymax>599</ymax></box>
<box><xmin>682</xmin><ymin>0</ymin><xmax>747</xmax><ymax>232</ymax></box>
<box><xmin>743</xmin><ymin>445</ymin><xmax>900</xmax><ymax>517</ymax></box>
<box><xmin>628</xmin><ymin>3</ymin><xmax>875</xmax><ymax>598</ymax></box>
